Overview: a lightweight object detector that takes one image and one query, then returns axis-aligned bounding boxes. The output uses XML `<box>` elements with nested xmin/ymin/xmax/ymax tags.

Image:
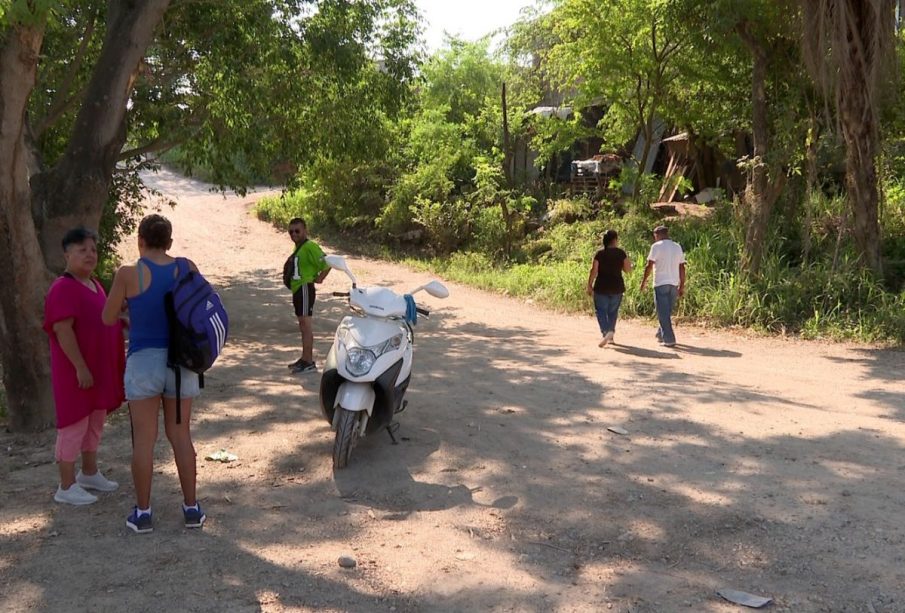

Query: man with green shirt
<box><xmin>286</xmin><ymin>218</ymin><xmax>330</xmax><ymax>373</ymax></box>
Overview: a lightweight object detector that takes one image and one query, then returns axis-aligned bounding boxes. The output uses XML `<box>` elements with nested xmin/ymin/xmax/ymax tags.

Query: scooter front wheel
<box><xmin>333</xmin><ymin>408</ymin><xmax>361</xmax><ymax>469</ymax></box>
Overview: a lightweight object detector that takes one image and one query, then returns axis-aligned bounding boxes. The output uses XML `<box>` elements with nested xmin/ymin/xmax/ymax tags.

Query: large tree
<box><xmin>0</xmin><ymin>0</ymin><xmax>418</xmax><ymax>431</ymax></box>
<box><xmin>546</xmin><ymin>0</ymin><xmax>688</xmax><ymax>197</ymax></box>
<box><xmin>802</xmin><ymin>0</ymin><xmax>896</xmax><ymax>272</ymax></box>
<box><xmin>701</xmin><ymin>1</ymin><xmax>801</xmax><ymax>277</ymax></box>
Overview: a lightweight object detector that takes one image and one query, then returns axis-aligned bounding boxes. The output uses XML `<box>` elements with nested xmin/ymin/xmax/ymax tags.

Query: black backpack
<box><xmin>282</xmin><ymin>252</ymin><xmax>295</xmax><ymax>290</ymax></box>
<box><xmin>282</xmin><ymin>240</ymin><xmax>306</xmax><ymax>289</ymax></box>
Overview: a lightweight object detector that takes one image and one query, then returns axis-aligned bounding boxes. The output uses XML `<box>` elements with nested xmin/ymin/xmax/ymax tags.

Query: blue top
<box><xmin>127</xmin><ymin>258</ymin><xmax>177</xmax><ymax>355</ymax></box>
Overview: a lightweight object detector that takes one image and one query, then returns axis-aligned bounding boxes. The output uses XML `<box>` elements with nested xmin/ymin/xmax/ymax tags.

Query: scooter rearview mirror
<box><xmin>324</xmin><ymin>254</ymin><xmax>357</xmax><ymax>284</ymax></box>
<box><xmin>422</xmin><ymin>280</ymin><xmax>449</xmax><ymax>299</ymax></box>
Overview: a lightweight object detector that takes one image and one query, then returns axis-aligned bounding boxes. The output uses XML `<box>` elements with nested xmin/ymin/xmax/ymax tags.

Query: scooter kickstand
<box><xmin>386</xmin><ymin>422</ymin><xmax>401</xmax><ymax>445</ymax></box>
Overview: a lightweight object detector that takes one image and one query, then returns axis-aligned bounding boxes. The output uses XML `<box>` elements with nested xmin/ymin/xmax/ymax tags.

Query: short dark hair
<box><xmin>603</xmin><ymin>229</ymin><xmax>619</xmax><ymax>248</ymax></box>
<box><xmin>138</xmin><ymin>214</ymin><xmax>173</xmax><ymax>249</ymax></box>
<box><xmin>289</xmin><ymin>218</ymin><xmax>306</xmax><ymax>228</ymax></box>
<box><xmin>653</xmin><ymin>225</ymin><xmax>669</xmax><ymax>237</ymax></box>
<box><xmin>61</xmin><ymin>227</ymin><xmax>98</xmax><ymax>251</ymax></box>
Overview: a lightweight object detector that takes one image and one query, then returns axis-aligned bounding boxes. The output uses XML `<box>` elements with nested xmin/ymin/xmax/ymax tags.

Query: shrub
<box><xmin>547</xmin><ymin>197</ymin><xmax>592</xmax><ymax>225</ymax></box>
<box><xmin>524</xmin><ymin>238</ymin><xmax>554</xmax><ymax>259</ymax></box>
<box><xmin>410</xmin><ymin>197</ymin><xmax>471</xmax><ymax>254</ymax></box>
<box><xmin>470</xmin><ymin>205</ymin><xmax>509</xmax><ymax>256</ymax></box>
<box><xmin>256</xmin><ymin>189</ymin><xmax>319</xmax><ymax>229</ymax></box>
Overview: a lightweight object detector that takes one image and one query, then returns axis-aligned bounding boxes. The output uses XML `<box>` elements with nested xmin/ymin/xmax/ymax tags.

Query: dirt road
<box><xmin>2</xmin><ymin>170</ymin><xmax>905</xmax><ymax>612</ymax></box>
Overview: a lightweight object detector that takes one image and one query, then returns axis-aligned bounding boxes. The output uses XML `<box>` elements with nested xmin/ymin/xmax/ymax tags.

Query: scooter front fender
<box><xmin>335</xmin><ymin>382</ymin><xmax>376</xmax><ymax>415</ymax></box>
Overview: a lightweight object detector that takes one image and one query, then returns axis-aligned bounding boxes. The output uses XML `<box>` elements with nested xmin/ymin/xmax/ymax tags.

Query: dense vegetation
<box><xmin>0</xmin><ymin>0</ymin><xmax>419</xmax><ymax>429</ymax></box>
<box><xmin>2</xmin><ymin>0</ymin><xmax>902</xmax><ymax>430</ymax></box>
<box><xmin>256</xmin><ymin>2</ymin><xmax>905</xmax><ymax>343</ymax></box>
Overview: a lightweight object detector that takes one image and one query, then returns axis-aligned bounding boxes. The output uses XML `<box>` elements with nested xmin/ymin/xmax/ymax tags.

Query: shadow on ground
<box><xmin>3</xmin><ymin>264</ymin><xmax>905</xmax><ymax>612</ymax></box>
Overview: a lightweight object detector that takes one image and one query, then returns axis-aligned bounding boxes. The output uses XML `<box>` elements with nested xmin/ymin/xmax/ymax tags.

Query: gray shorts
<box><xmin>125</xmin><ymin>347</ymin><xmax>200</xmax><ymax>401</ymax></box>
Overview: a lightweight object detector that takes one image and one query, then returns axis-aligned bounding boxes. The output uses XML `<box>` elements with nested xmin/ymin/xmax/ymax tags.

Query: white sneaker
<box><xmin>54</xmin><ymin>483</ymin><xmax>98</xmax><ymax>506</ymax></box>
<box><xmin>605</xmin><ymin>331</ymin><xmax>615</xmax><ymax>344</ymax></box>
<box><xmin>598</xmin><ymin>335</ymin><xmax>609</xmax><ymax>347</ymax></box>
<box><xmin>76</xmin><ymin>470</ymin><xmax>119</xmax><ymax>492</ymax></box>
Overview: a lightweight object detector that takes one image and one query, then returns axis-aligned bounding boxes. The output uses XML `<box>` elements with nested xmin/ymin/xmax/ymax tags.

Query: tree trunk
<box><xmin>1</xmin><ymin>0</ymin><xmax>171</xmax><ymax>431</ymax></box>
<box><xmin>802</xmin><ymin>112</ymin><xmax>819</xmax><ymax>264</ymax></box>
<box><xmin>837</xmin><ymin>2</ymin><xmax>882</xmax><ymax>273</ymax></box>
<box><xmin>34</xmin><ymin>0</ymin><xmax>172</xmax><ymax>273</ymax></box>
<box><xmin>501</xmin><ymin>81</ymin><xmax>512</xmax><ymax>185</ymax></box>
<box><xmin>0</xmin><ymin>23</ymin><xmax>56</xmax><ymax>430</ymax></box>
<box><xmin>632</xmin><ymin>120</ymin><xmax>654</xmax><ymax>201</ymax></box>
<box><xmin>738</xmin><ymin>23</ymin><xmax>781</xmax><ymax>278</ymax></box>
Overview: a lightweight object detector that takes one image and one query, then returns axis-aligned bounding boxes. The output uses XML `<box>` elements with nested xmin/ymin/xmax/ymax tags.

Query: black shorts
<box><xmin>292</xmin><ymin>283</ymin><xmax>316</xmax><ymax>317</ymax></box>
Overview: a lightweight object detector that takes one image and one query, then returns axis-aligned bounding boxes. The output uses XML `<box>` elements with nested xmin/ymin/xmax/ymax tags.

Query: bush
<box><xmin>547</xmin><ymin>196</ymin><xmax>592</xmax><ymax>225</ymax></box>
<box><xmin>524</xmin><ymin>238</ymin><xmax>554</xmax><ymax>259</ymax></box>
<box><xmin>377</xmin><ymin>160</ymin><xmax>455</xmax><ymax>236</ymax></box>
<box><xmin>410</xmin><ymin>197</ymin><xmax>471</xmax><ymax>254</ymax></box>
<box><xmin>470</xmin><ymin>205</ymin><xmax>508</xmax><ymax>256</ymax></box>
<box><xmin>256</xmin><ymin>189</ymin><xmax>318</xmax><ymax>229</ymax></box>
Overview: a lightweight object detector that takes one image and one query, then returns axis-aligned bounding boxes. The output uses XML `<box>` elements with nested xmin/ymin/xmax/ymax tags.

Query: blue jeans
<box><xmin>654</xmin><ymin>285</ymin><xmax>679</xmax><ymax>344</ymax></box>
<box><xmin>593</xmin><ymin>293</ymin><xmax>623</xmax><ymax>336</ymax></box>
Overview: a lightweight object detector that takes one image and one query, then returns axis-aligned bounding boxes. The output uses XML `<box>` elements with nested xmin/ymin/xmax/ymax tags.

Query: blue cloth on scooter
<box><xmin>403</xmin><ymin>294</ymin><xmax>418</xmax><ymax>325</ymax></box>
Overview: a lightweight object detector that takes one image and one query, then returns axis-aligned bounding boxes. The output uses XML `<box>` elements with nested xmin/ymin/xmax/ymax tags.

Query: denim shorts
<box><xmin>125</xmin><ymin>347</ymin><xmax>200</xmax><ymax>401</ymax></box>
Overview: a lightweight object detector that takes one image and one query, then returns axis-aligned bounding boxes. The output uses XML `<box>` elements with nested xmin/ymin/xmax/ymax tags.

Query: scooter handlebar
<box><xmin>332</xmin><ymin>292</ymin><xmax>350</xmax><ymax>297</ymax></box>
<box><xmin>416</xmin><ymin>307</ymin><xmax>430</xmax><ymax>317</ymax></box>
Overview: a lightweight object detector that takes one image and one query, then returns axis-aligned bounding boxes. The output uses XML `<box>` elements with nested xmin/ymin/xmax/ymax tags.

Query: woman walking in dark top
<box><xmin>587</xmin><ymin>229</ymin><xmax>633</xmax><ymax>347</ymax></box>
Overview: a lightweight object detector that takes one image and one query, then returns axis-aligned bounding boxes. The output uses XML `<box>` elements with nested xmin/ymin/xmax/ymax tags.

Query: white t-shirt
<box><xmin>647</xmin><ymin>239</ymin><xmax>685</xmax><ymax>287</ymax></box>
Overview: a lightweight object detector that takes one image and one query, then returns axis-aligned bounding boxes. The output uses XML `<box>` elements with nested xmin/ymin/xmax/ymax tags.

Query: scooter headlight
<box><xmin>340</xmin><ymin>331</ymin><xmax>405</xmax><ymax>376</ymax></box>
<box><xmin>346</xmin><ymin>347</ymin><xmax>377</xmax><ymax>376</ymax></box>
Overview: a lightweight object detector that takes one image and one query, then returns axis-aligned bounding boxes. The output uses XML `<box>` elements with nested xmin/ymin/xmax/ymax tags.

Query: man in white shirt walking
<box><xmin>639</xmin><ymin>225</ymin><xmax>686</xmax><ymax>347</ymax></box>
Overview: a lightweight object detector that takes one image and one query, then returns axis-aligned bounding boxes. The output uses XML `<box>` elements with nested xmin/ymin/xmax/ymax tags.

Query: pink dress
<box><xmin>44</xmin><ymin>276</ymin><xmax>126</xmax><ymax>428</ymax></box>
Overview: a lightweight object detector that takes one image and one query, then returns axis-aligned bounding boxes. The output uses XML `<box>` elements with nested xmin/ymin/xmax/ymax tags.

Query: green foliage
<box><xmin>409</xmin><ymin>200</ymin><xmax>905</xmax><ymax>343</ymax></box>
<box><xmin>471</xmin><ymin>205</ymin><xmax>510</xmax><ymax>256</ymax></box>
<box><xmin>244</xmin><ymin>2</ymin><xmax>905</xmax><ymax>343</ymax></box>
<box><xmin>28</xmin><ymin>0</ymin><xmax>420</xmax><ymax>195</ymax></box>
<box><xmin>527</xmin><ymin>113</ymin><xmax>593</xmax><ymax>170</ymax></box>
<box><xmin>524</xmin><ymin>238</ymin><xmax>554</xmax><ymax>259</ymax></box>
<box><xmin>546</xmin><ymin>0</ymin><xmax>687</xmax><ymax>153</ymax></box>
<box><xmin>256</xmin><ymin>189</ymin><xmax>316</xmax><ymax>229</ymax></box>
<box><xmin>420</xmin><ymin>37</ymin><xmax>505</xmax><ymax>129</ymax></box>
<box><xmin>547</xmin><ymin>196</ymin><xmax>593</xmax><ymax>225</ymax></box>
<box><xmin>410</xmin><ymin>198</ymin><xmax>470</xmax><ymax>254</ymax></box>
<box><xmin>0</xmin><ymin>0</ymin><xmax>55</xmax><ymax>27</ymax></box>
<box><xmin>96</xmin><ymin>163</ymin><xmax>171</xmax><ymax>280</ymax></box>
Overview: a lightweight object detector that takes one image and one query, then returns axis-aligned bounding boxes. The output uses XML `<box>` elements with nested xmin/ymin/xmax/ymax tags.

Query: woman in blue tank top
<box><xmin>103</xmin><ymin>214</ymin><xmax>206</xmax><ymax>534</ymax></box>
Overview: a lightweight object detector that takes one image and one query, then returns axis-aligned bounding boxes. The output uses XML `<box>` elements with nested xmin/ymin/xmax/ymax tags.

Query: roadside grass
<box><xmin>256</xmin><ymin>194</ymin><xmax>905</xmax><ymax>345</ymax></box>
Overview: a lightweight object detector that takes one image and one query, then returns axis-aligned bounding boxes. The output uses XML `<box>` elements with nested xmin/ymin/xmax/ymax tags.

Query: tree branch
<box><xmin>117</xmin><ymin>136</ymin><xmax>183</xmax><ymax>162</ymax></box>
<box><xmin>35</xmin><ymin>7</ymin><xmax>98</xmax><ymax>137</ymax></box>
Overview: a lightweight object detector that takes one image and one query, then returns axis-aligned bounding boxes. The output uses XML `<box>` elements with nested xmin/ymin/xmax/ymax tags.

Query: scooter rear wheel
<box><xmin>333</xmin><ymin>408</ymin><xmax>360</xmax><ymax>469</ymax></box>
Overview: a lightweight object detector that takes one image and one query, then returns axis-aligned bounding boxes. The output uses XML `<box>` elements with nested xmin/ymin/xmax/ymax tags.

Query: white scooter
<box><xmin>318</xmin><ymin>255</ymin><xmax>449</xmax><ymax>469</ymax></box>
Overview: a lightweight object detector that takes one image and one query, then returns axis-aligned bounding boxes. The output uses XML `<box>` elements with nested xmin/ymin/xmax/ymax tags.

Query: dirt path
<box><xmin>2</xmin><ymin>169</ymin><xmax>905</xmax><ymax>612</ymax></box>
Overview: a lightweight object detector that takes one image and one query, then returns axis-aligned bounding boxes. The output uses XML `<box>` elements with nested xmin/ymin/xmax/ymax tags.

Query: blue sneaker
<box><xmin>126</xmin><ymin>507</ymin><xmax>153</xmax><ymax>534</ymax></box>
<box><xmin>183</xmin><ymin>504</ymin><xmax>206</xmax><ymax>529</ymax></box>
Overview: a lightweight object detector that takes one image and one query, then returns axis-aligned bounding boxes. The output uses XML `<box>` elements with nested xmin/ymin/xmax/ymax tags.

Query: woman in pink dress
<box><xmin>44</xmin><ymin>228</ymin><xmax>125</xmax><ymax>505</ymax></box>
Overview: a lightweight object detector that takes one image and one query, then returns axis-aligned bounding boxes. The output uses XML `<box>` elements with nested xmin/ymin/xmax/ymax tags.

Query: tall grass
<box><xmin>256</xmin><ymin>190</ymin><xmax>314</xmax><ymax>229</ymax></box>
<box><xmin>257</xmin><ymin>190</ymin><xmax>905</xmax><ymax>344</ymax></box>
<box><xmin>412</xmin><ymin>206</ymin><xmax>905</xmax><ymax>343</ymax></box>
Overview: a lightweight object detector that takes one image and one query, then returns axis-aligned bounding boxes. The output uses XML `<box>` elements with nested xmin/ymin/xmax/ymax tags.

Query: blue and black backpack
<box><xmin>165</xmin><ymin>258</ymin><xmax>228</xmax><ymax>422</ymax></box>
